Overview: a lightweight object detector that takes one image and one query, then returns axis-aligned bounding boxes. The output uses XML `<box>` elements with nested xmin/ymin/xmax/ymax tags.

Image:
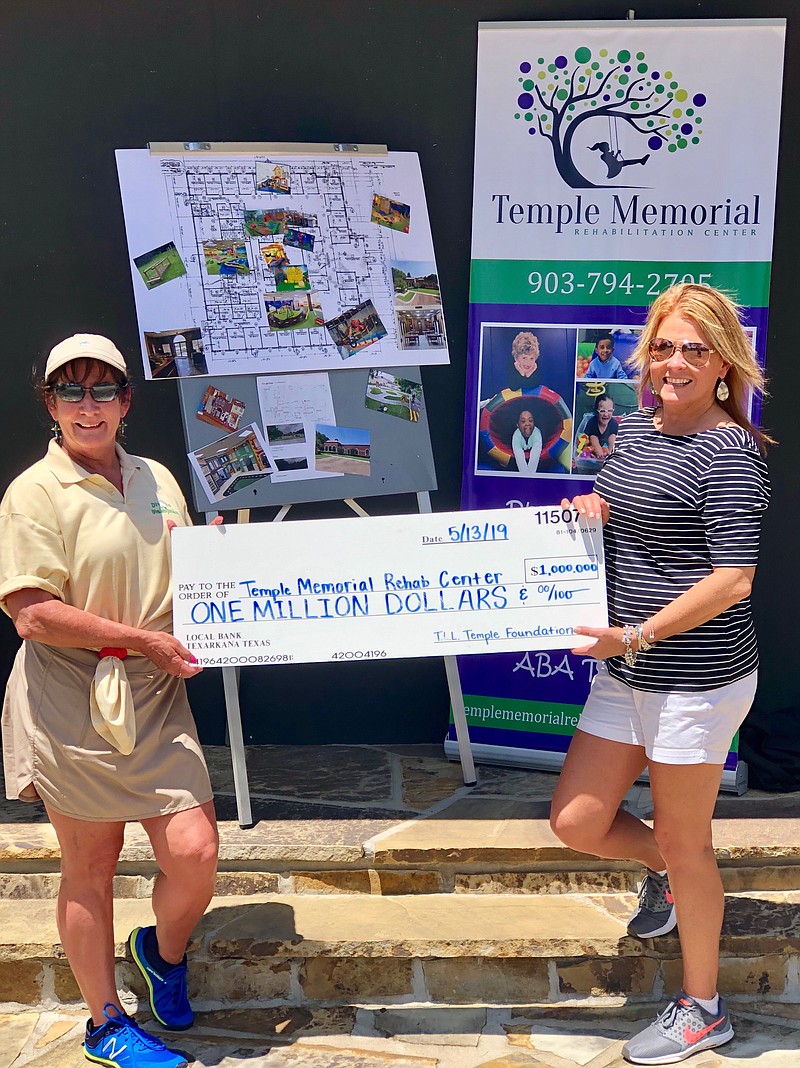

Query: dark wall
<box><xmin>1</xmin><ymin>1</ymin><xmax>796</xmax><ymax>744</ymax></box>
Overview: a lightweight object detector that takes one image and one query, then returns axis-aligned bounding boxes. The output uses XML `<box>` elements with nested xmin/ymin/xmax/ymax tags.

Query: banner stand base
<box><xmin>444</xmin><ymin>739</ymin><xmax>748</xmax><ymax>795</ymax></box>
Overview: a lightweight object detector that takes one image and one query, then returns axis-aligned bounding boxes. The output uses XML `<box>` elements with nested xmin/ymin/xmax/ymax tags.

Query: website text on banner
<box><xmin>457</xmin><ymin>19</ymin><xmax>785</xmax><ymax>774</ymax></box>
<box><xmin>171</xmin><ymin>507</ymin><xmax>606</xmax><ymax>666</ymax></box>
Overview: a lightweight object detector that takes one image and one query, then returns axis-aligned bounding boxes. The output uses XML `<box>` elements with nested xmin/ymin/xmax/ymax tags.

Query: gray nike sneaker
<box><xmin>623</xmin><ymin>991</ymin><xmax>733</xmax><ymax>1064</ymax></box>
<box><xmin>627</xmin><ymin>868</ymin><xmax>677</xmax><ymax>938</ymax></box>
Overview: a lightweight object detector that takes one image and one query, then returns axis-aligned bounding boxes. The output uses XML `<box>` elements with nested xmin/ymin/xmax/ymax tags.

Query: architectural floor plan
<box><xmin>116</xmin><ymin>149</ymin><xmax>449</xmax><ymax>379</ymax></box>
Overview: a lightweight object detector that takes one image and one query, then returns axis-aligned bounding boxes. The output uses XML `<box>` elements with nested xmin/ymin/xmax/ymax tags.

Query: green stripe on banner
<box><xmin>455</xmin><ymin>694</ymin><xmax>584</xmax><ymax>737</ymax></box>
<box><xmin>470</xmin><ymin>260</ymin><xmax>771</xmax><ymax>307</ymax></box>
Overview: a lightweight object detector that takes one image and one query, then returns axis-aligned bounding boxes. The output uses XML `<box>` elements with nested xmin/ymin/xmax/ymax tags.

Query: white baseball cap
<box><xmin>45</xmin><ymin>334</ymin><xmax>129</xmax><ymax>380</ymax></box>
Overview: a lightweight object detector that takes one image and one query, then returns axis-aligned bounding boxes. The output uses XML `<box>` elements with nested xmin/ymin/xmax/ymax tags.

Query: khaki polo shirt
<box><xmin>0</xmin><ymin>440</ymin><xmax>190</xmax><ymax>634</ymax></box>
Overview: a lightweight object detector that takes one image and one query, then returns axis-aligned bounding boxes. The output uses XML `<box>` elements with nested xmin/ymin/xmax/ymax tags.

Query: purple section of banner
<box><xmin>462</xmin><ymin>301</ymin><xmax>769</xmax><ymax>511</ymax></box>
<box><xmin>458</xmin><ymin>298</ymin><xmax>770</xmax><ymax>773</ymax></box>
<box><xmin>457</xmin><ymin>648</ymin><xmax>597</xmax><ymax>706</ymax></box>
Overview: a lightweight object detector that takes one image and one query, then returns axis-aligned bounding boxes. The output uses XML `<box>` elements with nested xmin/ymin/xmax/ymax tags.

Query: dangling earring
<box><xmin>50</xmin><ymin>421</ymin><xmax>61</xmax><ymax>442</ymax></box>
<box><xmin>716</xmin><ymin>379</ymin><xmax>730</xmax><ymax>402</ymax></box>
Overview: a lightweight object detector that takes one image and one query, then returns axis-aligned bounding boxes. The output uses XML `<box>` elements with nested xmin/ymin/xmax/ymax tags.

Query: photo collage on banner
<box><xmin>454</xmin><ymin>19</ymin><xmax>786</xmax><ymax>778</ymax></box>
<box><xmin>475</xmin><ymin>323</ymin><xmax>641</xmax><ymax>480</ymax></box>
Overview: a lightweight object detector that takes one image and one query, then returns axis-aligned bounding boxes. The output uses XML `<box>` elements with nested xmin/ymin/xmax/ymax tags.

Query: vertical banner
<box><xmin>450</xmin><ymin>19</ymin><xmax>786</xmax><ymax>785</ymax></box>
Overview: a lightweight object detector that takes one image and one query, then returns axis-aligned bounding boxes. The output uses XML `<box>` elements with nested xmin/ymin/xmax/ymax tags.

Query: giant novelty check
<box><xmin>171</xmin><ymin>506</ymin><xmax>607</xmax><ymax>666</ymax></box>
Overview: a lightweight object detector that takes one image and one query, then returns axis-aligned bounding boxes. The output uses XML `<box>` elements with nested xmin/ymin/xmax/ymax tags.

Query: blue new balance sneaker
<box><xmin>129</xmin><ymin>926</ymin><xmax>194</xmax><ymax>1031</ymax></box>
<box><xmin>83</xmin><ymin>1003</ymin><xmax>188</xmax><ymax>1068</ymax></box>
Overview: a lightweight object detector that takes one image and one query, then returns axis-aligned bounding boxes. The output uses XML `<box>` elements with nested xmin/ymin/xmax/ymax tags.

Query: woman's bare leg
<box><xmin>648</xmin><ymin>761</ymin><xmax>726</xmax><ymax>1000</ymax></box>
<box><xmin>140</xmin><ymin>800</ymin><xmax>218</xmax><ymax>963</ymax></box>
<box><xmin>46</xmin><ymin>806</ymin><xmax>126</xmax><ymax>1024</ymax></box>
<box><xmin>550</xmin><ymin>729</ymin><xmax>664</xmax><ymax>869</ymax></box>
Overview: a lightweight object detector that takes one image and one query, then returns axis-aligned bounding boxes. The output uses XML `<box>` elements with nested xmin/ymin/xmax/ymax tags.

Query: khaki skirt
<box><xmin>2</xmin><ymin>642</ymin><xmax>213</xmax><ymax>822</ymax></box>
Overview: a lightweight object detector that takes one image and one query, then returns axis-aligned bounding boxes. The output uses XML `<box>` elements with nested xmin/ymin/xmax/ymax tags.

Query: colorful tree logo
<box><xmin>514</xmin><ymin>47</ymin><xmax>707</xmax><ymax>189</ymax></box>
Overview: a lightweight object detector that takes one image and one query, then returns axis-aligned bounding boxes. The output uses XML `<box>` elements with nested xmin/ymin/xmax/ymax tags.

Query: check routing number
<box><xmin>171</xmin><ymin>506</ymin><xmax>608</xmax><ymax>666</ymax></box>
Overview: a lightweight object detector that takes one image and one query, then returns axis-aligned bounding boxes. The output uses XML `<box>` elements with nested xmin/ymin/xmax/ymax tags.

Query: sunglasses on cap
<box><xmin>647</xmin><ymin>339</ymin><xmax>716</xmax><ymax>368</ymax></box>
<box><xmin>48</xmin><ymin>382</ymin><xmax>126</xmax><ymax>403</ymax></box>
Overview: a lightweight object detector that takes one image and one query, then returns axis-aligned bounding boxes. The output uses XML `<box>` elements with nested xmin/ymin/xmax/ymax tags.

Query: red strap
<box><xmin>98</xmin><ymin>647</ymin><xmax>128</xmax><ymax>660</ymax></box>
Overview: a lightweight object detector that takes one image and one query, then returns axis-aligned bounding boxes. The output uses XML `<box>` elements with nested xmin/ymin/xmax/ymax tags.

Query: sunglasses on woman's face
<box><xmin>50</xmin><ymin>382</ymin><xmax>125</xmax><ymax>403</ymax></box>
<box><xmin>647</xmin><ymin>339</ymin><xmax>715</xmax><ymax>367</ymax></box>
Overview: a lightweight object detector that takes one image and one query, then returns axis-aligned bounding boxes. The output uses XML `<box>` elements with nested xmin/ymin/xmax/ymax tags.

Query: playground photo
<box><xmin>260</xmin><ymin>242</ymin><xmax>289</xmax><ymax>268</ymax></box>
<box><xmin>364</xmin><ymin>369</ymin><xmax>424</xmax><ymax>422</ymax></box>
<box><xmin>315</xmin><ymin>424</ymin><xmax>371</xmax><ymax>476</ymax></box>
<box><xmin>284</xmin><ymin>227</ymin><xmax>315</xmax><ymax>252</ymax></box>
<box><xmin>264</xmin><ymin>291</ymin><xmax>324</xmax><ymax>330</ymax></box>
<box><xmin>244</xmin><ymin>209</ymin><xmax>318</xmax><ymax>236</ymax></box>
<box><xmin>133</xmin><ymin>241</ymin><xmax>186</xmax><ymax>290</ymax></box>
<box><xmin>202</xmin><ymin>240</ymin><xmax>250</xmax><ymax>276</ymax></box>
<box><xmin>245</xmin><ymin>209</ymin><xmax>287</xmax><ymax>236</ymax></box>
<box><xmin>256</xmin><ymin>162</ymin><xmax>291</xmax><ymax>194</ymax></box>
<box><xmin>274</xmin><ymin>264</ymin><xmax>310</xmax><ymax>291</ymax></box>
<box><xmin>371</xmin><ymin>194</ymin><xmax>411</xmax><ymax>233</ymax></box>
<box><xmin>326</xmin><ymin>300</ymin><xmax>387</xmax><ymax>359</ymax></box>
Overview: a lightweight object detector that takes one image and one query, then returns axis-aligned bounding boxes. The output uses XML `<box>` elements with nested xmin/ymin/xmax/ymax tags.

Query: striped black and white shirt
<box><xmin>594</xmin><ymin>407</ymin><xmax>770</xmax><ymax>692</ymax></box>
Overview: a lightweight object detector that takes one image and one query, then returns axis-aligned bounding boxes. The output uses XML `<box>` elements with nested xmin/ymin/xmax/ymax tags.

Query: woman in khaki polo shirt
<box><xmin>0</xmin><ymin>335</ymin><xmax>218</xmax><ymax>1068</ymax></box>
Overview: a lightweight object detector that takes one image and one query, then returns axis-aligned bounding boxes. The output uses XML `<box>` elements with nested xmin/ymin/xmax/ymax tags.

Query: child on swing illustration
<box><xmin>589</xmin><ymin>141</ymin><xmax>650</xmax><ymax>180</ymax></box>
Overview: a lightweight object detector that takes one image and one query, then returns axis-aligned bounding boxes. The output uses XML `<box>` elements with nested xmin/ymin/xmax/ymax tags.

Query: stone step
<box><xmin>3</xmin><ymin>863</ymin><xmax>800</xmax><ymax>902</ymax></box>
<box><xmin>1</xmin><ymin>889</ymin><xmax>798</xmax><ymax>1009</ymax></box>
<box><xmin>3</xmin><ymin>815</ymin><xmax>800</xmax><ymax>897</ymax></box>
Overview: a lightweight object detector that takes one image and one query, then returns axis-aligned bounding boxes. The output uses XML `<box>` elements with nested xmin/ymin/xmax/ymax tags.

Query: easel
<box><xmin>208</xmin><ymin>497</ymin><xmax>477</xmax><ymax>828</ymax></box>
<box><xmin>136</xmin><ymin>139</ymin><xmax>477</xmax><ymax>827</ymax></box>
<box><xmin>173</xmin><ymin>361</ymin><xmax>471</xmax><ymax>831</ymax></box>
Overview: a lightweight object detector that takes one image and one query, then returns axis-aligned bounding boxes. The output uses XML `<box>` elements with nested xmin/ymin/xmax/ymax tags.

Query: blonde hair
<box><xmin>627</xmin><ymin>283</ymin><xmax>773</xmax><ymax>452</ymax></box>
<box><xmin>511</xmin><ymin>331</ymin><xmax>539</xmax><ymax>360</ymax></box>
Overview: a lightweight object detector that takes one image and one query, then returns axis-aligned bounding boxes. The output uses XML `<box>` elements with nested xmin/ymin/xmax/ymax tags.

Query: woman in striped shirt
<box><xmin>550</xmin><ymin>284</ymin><xmax>771</xmax><ymax>1065</ymax></box>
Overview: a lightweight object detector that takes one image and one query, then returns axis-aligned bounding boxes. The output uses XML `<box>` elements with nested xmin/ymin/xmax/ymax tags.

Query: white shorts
<box><xmin>577</xmin><ymin>663</ymin><xmax>758</xmax><ymax>765</ymax></box>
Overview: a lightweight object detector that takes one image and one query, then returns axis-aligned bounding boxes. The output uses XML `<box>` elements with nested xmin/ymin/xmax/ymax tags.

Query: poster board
<box><xmin>177</xmin><ymin>366</ymin><xmax>436</xmax><ymax>512</ymax></box>
<box><xmin>115</xmin><ymin>146</ymin><xmax>449</xmax><ymax>379</ymax></box>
